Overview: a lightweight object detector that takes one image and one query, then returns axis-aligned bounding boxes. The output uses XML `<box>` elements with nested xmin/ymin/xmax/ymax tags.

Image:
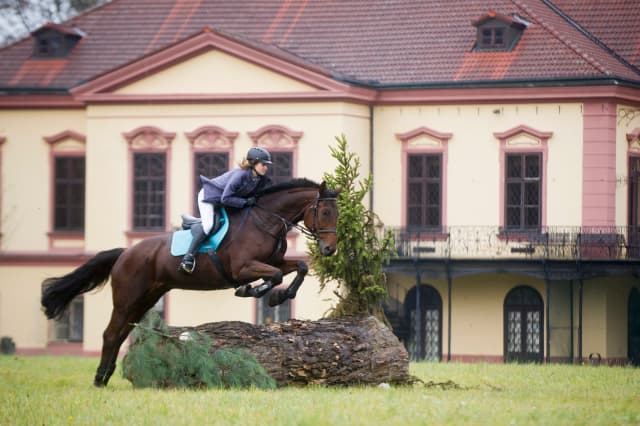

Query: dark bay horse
<box><xmin>41</xmin><ymin>179</ymin><xmax>339</xmax><ymax>387</ymax></box>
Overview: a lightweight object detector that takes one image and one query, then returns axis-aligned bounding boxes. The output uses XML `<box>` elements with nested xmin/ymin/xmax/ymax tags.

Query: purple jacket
<box><xmin>200</xmin><ymin>168</ymin><xmax>271</xmax><ymax>208</ymax></box>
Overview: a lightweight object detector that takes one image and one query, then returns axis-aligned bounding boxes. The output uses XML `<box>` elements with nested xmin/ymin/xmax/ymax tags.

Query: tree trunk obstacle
<box><xmin>167</xmin><ymin>315</ymin><xmax>411</xmax><ymax>387</ymax></box>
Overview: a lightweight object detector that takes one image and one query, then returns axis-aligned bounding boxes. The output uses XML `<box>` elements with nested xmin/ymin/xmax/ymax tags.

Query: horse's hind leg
<box><xmin>94</xmin><ymin>282</ymin><xmax>165</xmax><ymax>387</ymax></box>
<box><xmin>94</xmin><ymin>308</ymin><xmax>133</xmax><ymax>387</ymax></box>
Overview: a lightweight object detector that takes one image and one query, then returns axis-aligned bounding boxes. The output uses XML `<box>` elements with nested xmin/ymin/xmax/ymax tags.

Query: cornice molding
<box><xmin>122</xmin><ymin>125</ymin><xmax>176</xmax><ymax>150</ymax></box>
<box><xmin>248</xmin><ymin>124</ymin><xmax>303</xmax><ymax>146</ymax></box>
<box><xmin>494</xmin><ymin>124</ymin><xmax>553</xmax><ymax>141</ymax></box>
<box><xmin>43</xmin><ymin>129</ymin><xmax>86</xmax><ymax>145</ymax></box>
<box><xmin>396</xmin><ymin>126</ymin><xmax>453</xmax><ymax>143</ymax></box>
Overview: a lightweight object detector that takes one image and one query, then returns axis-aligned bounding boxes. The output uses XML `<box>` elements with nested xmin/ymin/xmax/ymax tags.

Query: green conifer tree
<box><xmin>309</xmin><ymin>135</ymin><xmax>396</xmax><ymax>321</ymax></box>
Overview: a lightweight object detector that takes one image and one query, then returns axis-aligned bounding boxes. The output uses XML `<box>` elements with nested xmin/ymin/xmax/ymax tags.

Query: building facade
<box><xmin>0</xmin><ymin>0</ymin><xmax>639</xmax><ymax>364</ymax></box>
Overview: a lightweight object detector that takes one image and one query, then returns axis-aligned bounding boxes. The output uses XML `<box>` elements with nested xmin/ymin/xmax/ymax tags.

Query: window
<box><xmin>194</xmin><ymin>152</ymin><xmax>228</xmax><ymax>212</ymax></box>
<box><xmin>505</xmin><ymin>153</ymin><xmax>541</xmax><ymax>230</ymax></box>
<box><xmin>133</xmin><ymin>153</ymin><xmax>166</xmax><ymax>230</ymax></box>
<box><xmin>257</xmin><ymin>291</ymin><xmax>291</xmax><ymax>324</ymax></box>
<box><xmin>54</xmin><ymin>157</ymin><xmax>85</xmax><ymax>232</ymax></box>
<box><xmin>403</xmin><ymin>285</ymin><xmax>442</xmax><ymax>361</ymax></box>
<box><xmin>53</xmin><ymin>296</ymin><xmax>83</xmax><ymax>342</ymax></box>
<box><xmin>504</xmin><ymin>286</ymin><xmax>543</xmax><ymax>363</ymax></box>
<box><xmin>407</xmin><ymin>154</ymin><xmax>441</xmax><ymax>229</ymax></box>
<box><xmin>481</xmin><ymin>27</ymin><xmax>505</xmax><ymax>48</ymax></box>
<box><xmin>266</xmin><ymin>151</ymin><xmax>293</xmax><ymax>184</ymax></box>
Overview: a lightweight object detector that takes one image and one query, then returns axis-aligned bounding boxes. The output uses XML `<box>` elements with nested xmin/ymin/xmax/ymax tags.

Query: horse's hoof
<box><xmin>268</xmin><ymin>289</ymin><xmax>288</xmax><ymax>307</ymax></box>
<box><xmin>254</xmin><ymin>282</ymin><xmax>272</xmax><ymax>298</ymax></box>
<box><xmin>234</xmin><ymin>284</ymin><xmax>251</xmax><ymax>297</ymax></box>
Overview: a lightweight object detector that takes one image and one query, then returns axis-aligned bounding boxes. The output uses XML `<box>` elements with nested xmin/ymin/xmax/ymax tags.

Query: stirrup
<box><xmin>179</xmin><ymin>255</ymin><xmax>196</xmax><ymax>274</ymax></box>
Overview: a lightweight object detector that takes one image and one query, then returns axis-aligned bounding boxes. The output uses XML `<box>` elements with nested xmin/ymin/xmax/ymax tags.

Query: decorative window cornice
<box><xmin>123</xmin><ymin>126</ymin><xmax>175</xmax><ymax>150</ymax></box>
<box><xmin>248</xmin><ymin>124</ymin><xmax>303</xmax><ymax>148</ymax></box>
<box><xmin>185</xmin><ymin>125</ymin><xmax>238</xmax><ymax>150</ymax></box>
<box><xmin>43</xmin><ymin>130</ymin><xmax>86</xmax><ymax>145</ymax></box>
<box><xmin>396</xmin><ymin>126</ymin><xmax>453</xmax><ymax>147</ymax></box>
<box><xmin>494</xmin><ymin>125</ymin><xmax>553</xmax><ymax>147</ymax></box>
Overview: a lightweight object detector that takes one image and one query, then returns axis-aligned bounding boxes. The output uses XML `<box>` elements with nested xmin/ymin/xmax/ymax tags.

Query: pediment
<box><xmin>71</xmin><ymin>29</ymin><xmax>373</xmax><ymax>102</ymax></box>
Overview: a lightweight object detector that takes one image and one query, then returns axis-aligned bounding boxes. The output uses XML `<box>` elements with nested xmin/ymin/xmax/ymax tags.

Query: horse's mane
<box><xmin>256</xmin><ymin>178</ymin><xmax>320</xmax><ymax>196</ymax></box>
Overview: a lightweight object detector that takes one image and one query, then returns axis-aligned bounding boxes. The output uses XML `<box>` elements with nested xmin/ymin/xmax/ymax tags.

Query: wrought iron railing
<box><xmin>388</xmin><ymin>226</ymin><xmax>640</xmax><ymax>261</ymax></box>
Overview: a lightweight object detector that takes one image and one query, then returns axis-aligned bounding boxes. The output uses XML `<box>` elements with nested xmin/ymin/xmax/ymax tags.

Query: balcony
<box><xmin>389</xmin><ymin>226</ymin><xmax>640</xmax><ymax>261</ymax></box>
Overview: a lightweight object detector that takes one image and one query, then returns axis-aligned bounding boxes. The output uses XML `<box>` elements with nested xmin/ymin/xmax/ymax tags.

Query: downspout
<box><xmin>369</xmin><ymin>105</ymin><xmax>374</xmax><ymax>210</ymax></box>
<box><xmin>544</xmin><ymin>259</ymin><xmax>551</xmax><ymax>363</ymax></box>
<box><xmin>569</xmin><ymin>280</ymin><xmax>574</xmax><ymax>363</ymax></box>
<box><xmin>446</xmin><ymin>258</ymin><xmax>452</xmax><ymax>362</ymax></box>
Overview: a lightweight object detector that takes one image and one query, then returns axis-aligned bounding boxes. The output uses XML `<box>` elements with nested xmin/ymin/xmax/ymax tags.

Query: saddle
<box><xmin>170</xmin><ymin>207</ymin><xmax>230</xmax><ymax>256</ymax></box>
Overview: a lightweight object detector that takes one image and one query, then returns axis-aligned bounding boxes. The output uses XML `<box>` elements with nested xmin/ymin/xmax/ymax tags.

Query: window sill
<box><xmin>47</xmin><ymin>231</ymin><xmax>85</xmax><ymax>251</ymax></box>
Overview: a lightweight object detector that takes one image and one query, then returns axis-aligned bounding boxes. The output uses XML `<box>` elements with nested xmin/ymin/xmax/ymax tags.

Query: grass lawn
<box><xmin>1</xmin><ymin>355</ymin><xmax>639</xmax><ymax>425</ymax></box>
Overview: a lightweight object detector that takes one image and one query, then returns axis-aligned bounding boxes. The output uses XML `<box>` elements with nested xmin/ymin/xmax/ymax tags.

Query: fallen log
<box><xmin>166</xmin><ymin>315</ymin><xmax>410</xmax><ymax>387</ymax></box>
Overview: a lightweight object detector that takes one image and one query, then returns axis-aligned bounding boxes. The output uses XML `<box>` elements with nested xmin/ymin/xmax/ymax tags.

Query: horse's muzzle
<box><xmin>319</xmin><ymin>241</ymin><xmax>336</xmax><ymax>256</ymax></box>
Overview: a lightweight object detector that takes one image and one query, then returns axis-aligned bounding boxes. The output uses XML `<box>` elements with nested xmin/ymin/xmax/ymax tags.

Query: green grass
<box><xmin>1</xmin><ymin>356</ymin><xmax>639</xmax><ymax>426</ymax></box>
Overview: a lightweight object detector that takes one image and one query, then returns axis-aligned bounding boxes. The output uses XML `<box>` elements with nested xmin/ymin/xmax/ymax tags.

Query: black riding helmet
<box><xmin>247</xmin><ymin>146</ymin><xmax>273</xmax><ymax>164</ymax></box>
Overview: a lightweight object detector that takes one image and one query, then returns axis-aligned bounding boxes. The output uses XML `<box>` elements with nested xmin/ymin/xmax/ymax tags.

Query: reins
<box><xmin>253</xmin><ymin>194</ymin><xmax>337</xmax><ymax>240</ymax></box>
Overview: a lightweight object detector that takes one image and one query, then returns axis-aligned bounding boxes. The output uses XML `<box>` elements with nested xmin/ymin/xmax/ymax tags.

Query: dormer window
<box><xmin>473</xmin><ymin>11</ymin><xmax>527</xmax><ymax>51</ymax></box>
<box><xmin>31</xmin><ymin>23</ymin><xmax>83</xmax><ymax>59</ymax></box>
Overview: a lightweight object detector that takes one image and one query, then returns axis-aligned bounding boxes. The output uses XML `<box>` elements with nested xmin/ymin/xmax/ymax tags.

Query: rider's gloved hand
<box><xmin>244</xmin><ymin>197</ymin><xmax>256</xmax><ymax>206</ymax></box>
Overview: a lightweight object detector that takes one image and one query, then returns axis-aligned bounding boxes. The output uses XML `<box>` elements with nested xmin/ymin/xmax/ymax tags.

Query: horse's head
<box><xmin>303</xmin><ymin>181</ymin><xmax>340</xmax><ymax>256</ymax></box>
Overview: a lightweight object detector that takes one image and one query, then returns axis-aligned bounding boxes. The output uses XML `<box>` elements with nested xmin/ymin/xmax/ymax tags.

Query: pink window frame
<box><xmin>186</xmin><ymin>125</ymin><xmax>239</xmax><ymax>212</ymax></box>
<box><xmin>396</xmin><ymin>126</ymin><xmax>452</xmax><ymax>234</ymax></box>
<box><xmin>44</xmin><ymin>130</ymin><xmax>87</xmax><ymax>251</ymax></box>
<box><xmin>494</xmin><ymin>125</ymin><xmax>552</xmax><ymax>231</ymax></box>
<box><xmin>122</xmin><ymin>126</ymin><xmax>175</xmax><ymax>245</ymax></box>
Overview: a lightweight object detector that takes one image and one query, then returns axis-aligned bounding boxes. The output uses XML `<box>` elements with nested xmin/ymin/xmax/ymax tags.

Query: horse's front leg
<box><xmin>268</xmin><ymin>259</ymin><xmax>308</xmax><ymax>307</ymax></box>
<box><xmin>233</xmin><ymin>260</ymin><xmax>283</xmax><ymax>298</ymax></box>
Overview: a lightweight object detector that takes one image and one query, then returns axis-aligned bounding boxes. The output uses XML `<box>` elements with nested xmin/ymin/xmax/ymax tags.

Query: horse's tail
<box><xmin>41</xmin><ymin>247</ymin><xmax>125</xmax><ymax>320</ymax></box>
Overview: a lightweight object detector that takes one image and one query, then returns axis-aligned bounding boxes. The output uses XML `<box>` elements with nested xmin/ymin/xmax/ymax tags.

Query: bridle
<box><xmin>254</xmin><ymin>193</ymin><xmax>338</xmax><ymax>241</ymax></box>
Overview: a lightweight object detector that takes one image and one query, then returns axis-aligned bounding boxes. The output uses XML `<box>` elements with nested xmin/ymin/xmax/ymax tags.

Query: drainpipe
<box><xmin>569</xmin><ymin>280</ymin><xmax>574</xmax><ymax>363</ymax></box>
<box><xmin>369</xmin><ymin>105</ymin><xmax>374</xmax><ymax>210</ymax></box>
<box><xmin>544</xmin><ymin>259</ymin><xmax>551</xmax><ymax>364</ymax></box>
<box><xmin>446</xmin><ymin>258</ymin><xmax>452</xmax><ymax>362</ymax></box>
<box><xmin>578</xmin><ymin>272</ymin><xmax>584</xmax><ymax>364</ymax></box>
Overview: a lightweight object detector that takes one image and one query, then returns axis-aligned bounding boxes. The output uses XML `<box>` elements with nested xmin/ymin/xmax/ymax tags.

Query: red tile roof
<box><xmin>0</xmin><ymin>0</ymin><xmax>638</xmax><ymax>92</ymax></box>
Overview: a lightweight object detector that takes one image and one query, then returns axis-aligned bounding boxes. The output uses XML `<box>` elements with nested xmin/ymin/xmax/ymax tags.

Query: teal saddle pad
<box><xmin>170</xmin><ymin>208</ymin><xmax>229</xmax><ymax>256</ymax></box>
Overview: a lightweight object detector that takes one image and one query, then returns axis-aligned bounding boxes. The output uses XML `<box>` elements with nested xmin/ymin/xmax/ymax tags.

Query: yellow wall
<box><xmin>114</xmin><ymin>50</ymin><xmax>317</xmax><ymax>95</ymax></box>
<box><xmin>373</xmin><ymin>103</ymin><xmax>583</xmax><ymax>227</ymax></box>
<box><xmin>0</xmin><ymin>109</ymin><xmax>86</xmax><ymax>251</ymax></box>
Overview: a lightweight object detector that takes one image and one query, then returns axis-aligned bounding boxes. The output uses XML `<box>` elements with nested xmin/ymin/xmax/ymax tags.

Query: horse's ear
<box><xmin>320</xmin><ymin>180</ymin><xmax>341</xmax><ymax>197</ymax></box>
<box><xmin>319</xmin><ymin>181</ymin><xmax>327</xmax><ymax>195</ymax></box>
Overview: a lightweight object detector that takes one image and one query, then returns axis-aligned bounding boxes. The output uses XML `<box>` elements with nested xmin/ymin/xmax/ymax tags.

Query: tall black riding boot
<box><xmin>178</xmin><ymin>223</ymin><xmax>209</xmax><ymax>274</ymax></box>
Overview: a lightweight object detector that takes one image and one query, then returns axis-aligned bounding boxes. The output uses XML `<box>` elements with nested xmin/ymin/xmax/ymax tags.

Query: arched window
<box><xmin>504</xmin><ymin>285</ymin><xmax>544</xmax><ymax>363</ymax></box>
<box><xmin>403</xmin><ymin>284</ymin><xmax>442</xmax><ymax>361</ymax></box>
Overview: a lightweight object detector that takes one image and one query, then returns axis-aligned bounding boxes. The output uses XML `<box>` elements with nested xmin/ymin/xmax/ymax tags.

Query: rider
<box><xmin>178</xmin><ymin>146</ymin><xmax>273</xmax><ymax>274</ymax></box>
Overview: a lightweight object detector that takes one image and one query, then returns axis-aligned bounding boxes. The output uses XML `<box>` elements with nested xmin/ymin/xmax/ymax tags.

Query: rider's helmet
<box><xmin>247</xmin><ymin>146</ymin><xmax>273</xmax><ymax>164</ymax></box>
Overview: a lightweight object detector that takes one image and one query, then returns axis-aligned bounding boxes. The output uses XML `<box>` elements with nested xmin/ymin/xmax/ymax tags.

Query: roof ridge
<box><xmin>511</xmin><ymin>0</ymin><xmax>611</xmax><ymax>76</ymax></box>
<box><xmin>541</xmin><ymin>0</ymin><xmax>640</xmax><ymax>77</ymax></box>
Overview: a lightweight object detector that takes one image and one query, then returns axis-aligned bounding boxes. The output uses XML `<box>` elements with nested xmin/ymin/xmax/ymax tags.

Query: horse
<box><xmin>41</xmin><ymin>178</ymin><xmax>340</xmax><ymax>387</ymax></box>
